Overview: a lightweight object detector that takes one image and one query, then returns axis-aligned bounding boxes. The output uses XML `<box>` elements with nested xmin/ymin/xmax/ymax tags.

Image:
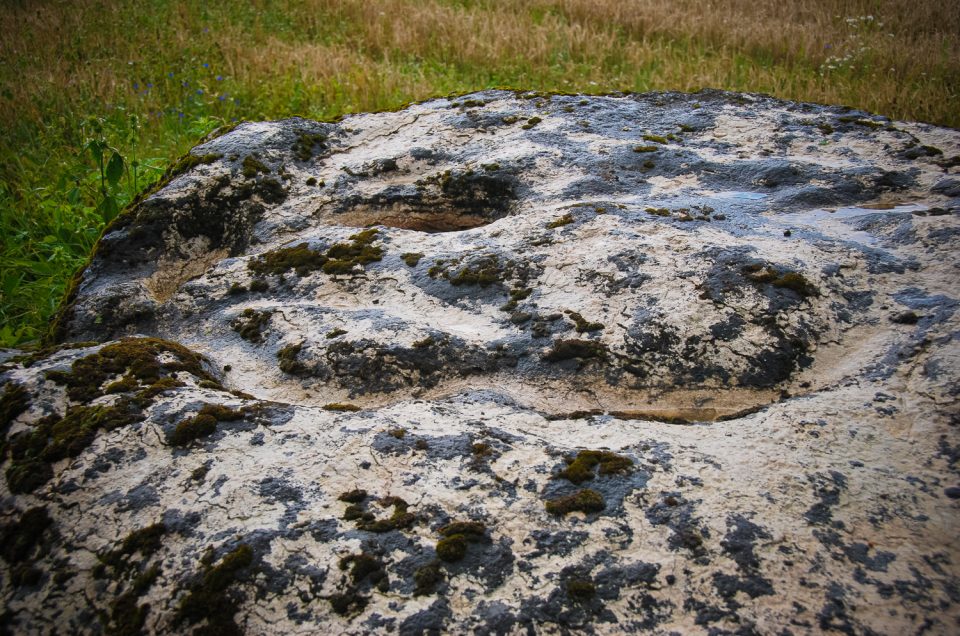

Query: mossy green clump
<box><xmin>292</xmin><ymin>131</ymin><xmax>328</xmax><ymax>161</ymax></box>
<box><xmin>412</xmin><ymin>335</ymin><xmax>434</xmax><ymax>348</ymax></box>
<box><xmin>542</xmin><ymin>339</ymin><xmax>608</xmax><ymax>362</ymax></box>
<box><xmin>448</xmin><ymin>254</ymin><xmax>503</xmax><ymax>287</ymax></box>
<box><xmin>41</xmin><ymin>404</ymin><xmax>143</xmax><ymax>461</ymax></box>
<box><xmin>338</xmin><ymin>489</ymin><xmax>367</xmax><ymax>503</ymax></box>
<box><xmin>44</xmin><ymin>338</ymin><xmax>214</xmax><ymax>404</ymax></box>
<box><xmin>553</xmin><ymin>450</ymin><xmax>633</xmax><ymax>484</ymax></box>
<box><xmin>633</xmin><ymin>145</ymin><xmax>659</xmax><ymax>153</ymax></box>
<box><xmin>168</xmin><ymin>152</ymin><xmax>223</xmax><ymax>176</ymax></box>
<box><xmin>642</xmin><ymin>134</ymin><xmax>668</xmax><ymax>144</ymax></box>
<box><xmin>230</xmin><ymin>308</ymin><xmax>272</xmax><ymax>343</ymax></box>
<box><xmin>175</xmin><ymin>544</ymin><xmax>253</xmax><ymax>633</ymax></box>
<box><xmin>545</xmin><ymin>489</ymin><xmax>605</xmax><ymax>515</ymax></box>
<box><xmin>323</xmin><ymin>402</ymin><xmax>360</xmax><ymax>412</ymax></box>
<box><xmin>326</xmin><ymin>328</ymin><xmax>347</xmax><ymax>339</ymax></box>
<box><xmin>771</xmin><ymin>271</ymin><xmax>818</xmax><ymax>297</ymax></box>
<box><xmin>343</xmin><ymin>495</ymin><xmax>415</xmax><ymax>533</ymax></box>
<box><xmin>547</xmin><ymin>213</ymin><xmax>574</xmax><ymax>229</ymax></box>
<box><xmin>99</xmin><ymin>524</ymin><xmax>166</xmax><ymax>574</ymax></box>
<box><xmin>103</xmin><ymin>376</ymin><xmax>138</xmax><ymax>394</ymax></box>
<box><xmin>645</xmin><ymin>207</ymin><xmax>670</xmax><ymax>217</ymax></box>
<box><xmin>565</xmin><ymin>311</ymin><xmax>604</xmax><ymax>333</ymax></box>
<box><xmin>435</xmin><ymin>520</ymin><xmax>486</xmax><ymax>563</ymax></box>
<box><xmin>322</xmin><ymin>228</ymin><xmax>385</xmax><ymax>276</ymax></box>
<box><xmin>566</xmin><ymin>578</ymin><xmax>596</xmax><ymax>602</ymax></box>
<box><xmin>521</xmin><ymin>116</ymin><xmax>542</xmax><ymax>130</ymax></box>
<box><xmin>0</xmin><ymin>507</ymin><xmax>52</xmax><ymax>566</ymax></box>
<box><xmin>5</xmin><ymin>458</ymin><xmax>53</xmax><ymax>494</ymax></box>
<box><xmin>277</xmin><ymin>342</ymin><xmax>306</xmax><ymax>375</ymax></box>
<box><xmin>481</xmin><ymin>163</ymin><xmax>501</xmax><ymax>172</ymax></box>
<box><xmin>500</xmin><ymin>286</ymin><xmax>532</xmax><ymax>312</ymax></box>
<box><xmin>5</xmin><ymin>401</ymin><xmax>146</xmax><ymax>493</ymax></box>
<box><xmin>248</xmin><ymin>243</ymin><xmax>328</xmax><ymax>277</ymax></box>
<box><xmin>401</xmin><ymin>252</ymin><xmax>424</xmax><ymax>267</ymax></box>
<box><xmin>249</xmin><ymin>278</ymin><xmax>269</xmax><ymax>293</ymax></box>
<box><xmin>241</xmin><ymin>154</ymin><xmax>270</xmax><ymax>178</ymax></box>
<box><xmin>742</xmin><ymin>264</ymin><xmax>818</xmax><ymax>297</ymax></box>
<box><xmin>0</xmin><ymin>382</ymin><xmax>30</xmax><ymax>432</ymax></box>
<box><xmin>435</xmin><ymin>535</ymin><xmax>469</xmax><ymax>562</ymax></box>
<box><xmin>169</xmin><ymin>414</ymin><xmax>216</xmax><ymax>447</ymax></box>
<box><xmin>169</xmin><ymin>404</ymin><xmax>243</xmax><ymax>447</ymax></box>
<box><xmin>413</xmin><ymin>560</ymin><xmax>444</xmax><ymax>596</ymax></box>
<box><xmin>339</xmin><ymin>553</ymin><xmax>387</xmax><ymax>589</ymax></box>
<box><xmin>328</xmin><ymin>591</ymin><xmax>368</xmax><ymax>616</ymax></box>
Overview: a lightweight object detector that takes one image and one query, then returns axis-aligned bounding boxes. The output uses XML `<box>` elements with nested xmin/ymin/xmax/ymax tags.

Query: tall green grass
<box><xmin>1</xmin><ymin>0</ymin><xmax>957</xmax><ymax>346</ymax></box>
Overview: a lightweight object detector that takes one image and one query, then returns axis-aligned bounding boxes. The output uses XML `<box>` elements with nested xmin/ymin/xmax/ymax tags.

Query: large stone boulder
<box><xmin>2</xmin><ymin>89</ymin><xmax>958</xmax><ymax>634</ymax></box>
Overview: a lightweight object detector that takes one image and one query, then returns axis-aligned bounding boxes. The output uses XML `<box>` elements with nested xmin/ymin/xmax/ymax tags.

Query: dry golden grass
<box><xmin>1</xmin><ymin>0</ymin><xmax>957</xmax><ymax>127</ymax></box>
<box><xmin>0</xmin><ymin>0</ymin><xmax>957</xmax><ymax>345</ymax></box>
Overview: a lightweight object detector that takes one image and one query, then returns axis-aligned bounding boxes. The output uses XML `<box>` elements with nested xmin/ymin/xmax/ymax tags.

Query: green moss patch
<box><xmin>230</xmin><ymin>308</ymin><xmax>273</xmax><ymax>344</ymax></box>
<box><xmin>413</xmin><ymin>561</ymin><xmax>444</xmax><ymax>596</ymax></box>
<box><xmin>248</xmin><ymin>243</ymin><xmax>328</xmax><ymax>277</ymax></box>
<box><xmin>323</xmin><ymin>402</ymin><xmax>360</xmax><ymax>412</ymax></box>
<box><xmin>435</xmin><ymin>521</ymin><xmax>487</xmax><ymax>563</ymax></box>
<box><xmin>566</xmin><ymin>578</ymin><xmax>596</xmax><ymax>602</ymax></box>
<box><xmin>175</xmin><ymin>544</ymin><xmax>254</xmax><ymax>633</ymax></box>
<box><xmin>249</xmin><ymin>230</ymin><xmax>385</xmax><ymax>279</ymax></box>
<box><xmin>545</xmin><ymin>489</ymin><xmax>605</xmax><ymax>515</ymax></box>
<box><xmin>338</xmin><ymin>489</ymin><xmax>367</xmax><ymax>503</ymax></box>
<box><xmin>292</xmin><ymin>131</ymin><xmax>328</xmax><ymax>161</ymax></box>
<box><xmin>339</xmin><ymin>553</ymin><xmax>387</xmax><ymax>589</ymax></box>
<box><xmin>542</xmin><ymin>339</ymin><xmax>608</xmax><ymax>363</ymax></box>
<box><xmin>44</xmin><ymin>337</ymin><xmax>215</xmax><ymax>404</ymax></box>
<box><xmin>435</xmin><ymin>253</ymin><xmax>505</xmax><ymax>287</ymax></box>
<box><xmin>97</xmin><ymin>524</ymin><xmax>166</xmax><ymax>576</ymax></box>
<box><xmin>0</xmin><ymin>507</ymin><xmax>52</xmax><ymax>566</ymax></box>
<box><xmin>169</xmin><ymin>403</ymin><xmax>244</xmax><ymax>447</ymax></box>
<box><xmin>521</xmin><ymin>116</ymin><xmax>543</xmax><ymax>130</ymax></box>
<box><xmin>0</xmin><ymin>382</ymin><xmax>30</xmax><ymax>432</ymax></box>
<box><xmin>553</xmin><ymin>450</ymin><xmax>633</xmax><ymax>484</ymax></box>
<box><xmin>241</xmin><ymin>154</ymin><xmax>270</xmax><ymax>178</ymax></box>
<box><xmin>642</xmin><ymin>134</ymin><xmax>668</xmax><ymax>144</ymax></box>
<box><xmin>633</xmin><ymin>145</ymin><xmax>659</xmax><ymax>153</ymax></box>
<box><xmin>741</xmin><ymin>264</ymin><xmax>818</xmax><ymax>297</ymax></box>
<box><xmin>343</xmin><ymin>495</ymin><xmax>415</xmax><ymax>533</ymax></box>
<box><xmin>564</xmin><ymin>311</ymin><xmax>604</xmax><ymax>333</ymax></box>
<box><xmin>322</xmin><ymin>228</ymin><xmax>385</xmax><ymax>275</ymax></box>
<box><xmin>547</xmin><ymin>213</ymin><xmax>574</xmax><ymax>229</ymax></box>
<box><xmin>5</xmin><ymin>401</ymin><xmax>146</xmax><ymax>493</ymax></box>
<box><xmin>401</xmin><ymin>252</ymin><xmax>424</xmax><ymax>267</ymax></box>
<box><xmin>169</xmin><ymin>152</ymin><xmax>223</xmax><ymax>176</ymax></box>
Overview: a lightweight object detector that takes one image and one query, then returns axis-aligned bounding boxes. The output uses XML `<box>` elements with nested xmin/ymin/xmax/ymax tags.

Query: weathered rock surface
<box><xmin>2</xmin><ymin>89</ymin><xmax>959</xmax><ymax>634</ymax></box>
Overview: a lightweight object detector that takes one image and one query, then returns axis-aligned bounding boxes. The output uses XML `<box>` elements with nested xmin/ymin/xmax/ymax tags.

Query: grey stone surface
<box><xmin>1</xmin><ymin>89</ymin><xmax>958</xmax><ymax>634</ymax></box>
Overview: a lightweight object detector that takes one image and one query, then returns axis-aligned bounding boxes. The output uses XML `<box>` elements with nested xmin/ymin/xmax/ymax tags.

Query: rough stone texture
<box><xmin>2</xmin><ymin>89</ymin><xmax>959</xmax><ymax>634</ymax></box>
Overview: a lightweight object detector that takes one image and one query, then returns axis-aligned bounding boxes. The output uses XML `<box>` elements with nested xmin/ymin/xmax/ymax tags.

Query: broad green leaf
<box><xmin>106</xmin><ymin>151</ymin><xmax>125</xmax><ymax>185</ymax></box>
<box><xmin>99</xmin><ymin>196</ymin><xmax>120</xmax><ymax>223</ymax></box>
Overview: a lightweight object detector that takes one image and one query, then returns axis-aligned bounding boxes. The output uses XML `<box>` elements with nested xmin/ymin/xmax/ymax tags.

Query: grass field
<box><xmin>1</xmin><ymin>0</ymin><xmax>958</xmax><ymax>347</ymax></box>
